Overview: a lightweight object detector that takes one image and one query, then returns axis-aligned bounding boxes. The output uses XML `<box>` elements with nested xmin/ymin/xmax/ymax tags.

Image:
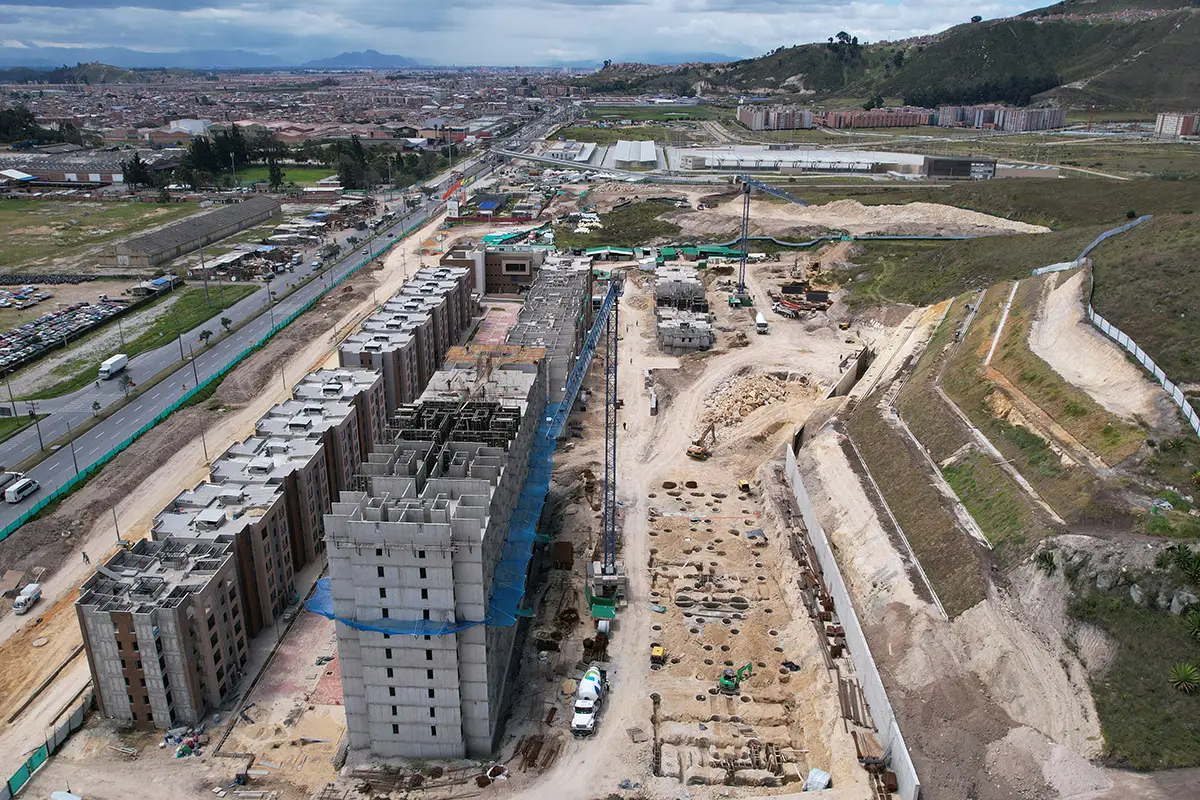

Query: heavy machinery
<box><xmin>718</xmin><ymin>663</ymin><xmax>754</xmax><ymax>694</ymax></box>
<box><xmin>650</xmin><ymin>642</ymin><xmax>666</xmax><ymax>669</ymax></box>
<box><xmin>737</xmin><ymin>480</ymin><xmax>753</xmax><ymax>495</ymax></box>
<box><xmin>687</xmin><ymin>423</ymin><xmax>717</xmax><ymax>460</ymax></box>
<box><xmin>729</xmin><ymin>176</ymin><xmax>806</xmax><ymax>308</ymax></box>
<box><xmin>570</xmin><ymin>664</ymin><xmax>609</xmax><ymax>738</ymax></box>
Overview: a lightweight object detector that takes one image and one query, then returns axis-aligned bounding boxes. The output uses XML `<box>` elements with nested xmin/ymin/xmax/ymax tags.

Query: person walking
<box><xmin>82</xmin><ymin>551</ymin><xmax>90</xmax><ymax>565</ymax></box>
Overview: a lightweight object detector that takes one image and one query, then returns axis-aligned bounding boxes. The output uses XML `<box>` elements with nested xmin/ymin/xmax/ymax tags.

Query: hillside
<box><xmin>564</xmin><ymin>2</ymin><xmax>1200</xmax><ymax>109</ymax></box>
<box><xmin>0</xmin><ymin>62</ymin><xmax>188</xmax><ymax>84</ymax></box>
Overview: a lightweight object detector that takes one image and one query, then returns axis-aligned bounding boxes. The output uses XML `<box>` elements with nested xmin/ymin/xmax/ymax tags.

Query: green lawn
<box><xmin>0</xmin><ymin>199</ymin><xmax>198</xmax><ymax>270</ymax></box>
<box><xmin>583</xmin><ymin>105</ymin><xmax>731</xmax><ymax>122</ymax></box>
<box><xmin>235</xmin><ymin>164</ymin><xmax>336</xmax><ymax>186</ymax></box>
<box><xmin>21</xmin><ymin>284</ymin><xmax>257</xmax><ymax>400</ymax></box>
<box><xmin>0</xmin><ymin>413</ymin><xmax>44</xmax><ymax>446</ymax></box>
<box><xmin>1071</xmin><ymin>592</ymin><xmax>1200</xmax><ymax>770</ymax></box>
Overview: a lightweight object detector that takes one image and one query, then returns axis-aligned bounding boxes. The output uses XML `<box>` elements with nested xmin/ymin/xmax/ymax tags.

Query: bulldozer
<box><xmin>718</xmin><ymin>663</ymin><xmax>753</xmax><ymax>694</ymax></box>
<box><xmin>687</xmin><ymin>424</ymin><xmax>717</xmax><ymax>461</ymax></box>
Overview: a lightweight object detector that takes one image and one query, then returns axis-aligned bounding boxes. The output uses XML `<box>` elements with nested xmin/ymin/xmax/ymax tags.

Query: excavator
<box><xmin>718</xmin><ymin>663</ymin><xmax>754</xmax><ymax>694</ymax></box>
<box><xmin>687</xmin><ymin>423</ymin><xmax>717</xmax><ymax>461</ymax></box>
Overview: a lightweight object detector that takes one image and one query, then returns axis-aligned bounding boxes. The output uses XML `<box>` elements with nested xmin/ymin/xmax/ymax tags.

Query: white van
<box><xmin>5</xmin><ymin>477</ymin><xmax>39</xmax><ymax>504</ymax></box>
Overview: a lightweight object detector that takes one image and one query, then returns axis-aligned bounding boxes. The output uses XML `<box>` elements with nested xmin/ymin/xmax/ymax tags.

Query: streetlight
<box><xmin>4</xmin><ymin>370</ymin><xmax>16</xmax><ymax>416</ymax></box>
<box><xmin>199</xmin><ymin>245</ymin><xmax>211</xmax><ymax>305</ymax></box>
<box><xmin>25</xmin><ymin>400</ymin><xmax>44</xmax><ymax>450</ymax></box>
<box><xmin>64</xmin><ymin>418</ymin><xmax>79</xmax><ymax>475</ymax></box>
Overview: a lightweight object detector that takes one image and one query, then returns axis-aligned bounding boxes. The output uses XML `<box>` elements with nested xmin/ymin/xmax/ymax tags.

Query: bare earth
<box><xmin>1027</xmin><ymin>269</ymin><xmax>1176</xmax><ymax>428</ymax></box>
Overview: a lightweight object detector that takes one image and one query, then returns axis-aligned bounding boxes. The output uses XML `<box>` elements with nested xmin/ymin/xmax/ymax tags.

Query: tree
<box><xmin>157</xmin><ymin>186</ymin><xmax>171</xmax><ymax>204</ymax></box>
<box><xmin>120</xmin><ymin>151</ymin><xmax>154</xmax><ymax>190</ymax></box>
<box><xmin>863</xmin><ymin>94</ymin><xmax>884</xmax><ymax>111</ymax></box>
<box><xmin>1169</xmin><ymin>663</ymin><xmax>1200</xmax><ymax>694</ymax></box>
<box><xmin>198</xmin><ymin>329</ymin><xmax>213</xmax><ymax>347</ymax></box>
<box><xmin>602</xmin><ymin>59</ymin><xmax>612</xmax><ymax>69</ymax></box>
<box><xmin>118</xmin><ymin>373</ymin><xmax>132</xmax><ymax>397</ymax></box>
<box><xmin>91</xmin><ymin>400</ymin><xmax>101</xmax><ymax>416</ymax></box>
<box><xmin>971</xmin><ymin>15</ymin><xmax>983</xmax><ymax>22</ymax></box>
<box><xmin>220</xmin><ymin>316</ymin><xmax>232</xmax><ymax>332</ymax></box>
<box><xmin>268</xmin><ymin>157</ymin><xmax>285</xmax><ymax>190</ymax></box>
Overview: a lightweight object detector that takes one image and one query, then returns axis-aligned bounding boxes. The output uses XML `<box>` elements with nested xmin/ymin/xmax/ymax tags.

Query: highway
<box><xmin>0</xmin><ymin>150</ymin><xmax>498</xmax><ymax>535</ymax></box>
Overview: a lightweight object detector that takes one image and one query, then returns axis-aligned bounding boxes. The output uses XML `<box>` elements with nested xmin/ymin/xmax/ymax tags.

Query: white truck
<box><xmin>13</xmin><ymin>583</ymin><xmax>41</xmax><ymax>615</ymax></box>
<box><xmin>99</xmin><ymin>353</ymin><xmax>128</xmax><ymax>380</ymax></box>
<box><xmin>570</xmin><ymin>664</ymin><xmax>608</xmax><ymax>738</ymax></box>
<box><xmin>755</xmin><ymin>311</ymin><xmax>769</xmax><ymax>335</ymax></box>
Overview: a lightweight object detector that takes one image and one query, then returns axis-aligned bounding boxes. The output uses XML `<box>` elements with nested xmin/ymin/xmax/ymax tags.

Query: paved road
<box><xmin>0</xmin><ymin>152</ymin><xmax>496</xmax><ymax>533</ymax></box>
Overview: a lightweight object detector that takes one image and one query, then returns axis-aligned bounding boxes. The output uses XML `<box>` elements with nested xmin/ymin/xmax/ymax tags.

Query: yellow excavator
<box><xmin>687</xmin><ymin>423</ymin><xmax>717</xmax><ymax>460</ymax></box>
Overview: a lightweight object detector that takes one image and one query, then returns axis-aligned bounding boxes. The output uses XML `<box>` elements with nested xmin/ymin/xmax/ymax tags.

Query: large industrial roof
<box><xmin>613</xmin><ymin>140</ymin><xmax>656</xmax><ymax>164</ymax></box>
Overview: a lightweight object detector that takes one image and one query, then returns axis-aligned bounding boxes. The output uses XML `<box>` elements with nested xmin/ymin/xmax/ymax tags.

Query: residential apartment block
<box><xmin>152</xmin><ymin>482</ymin><xmax>294</xmax><ymax>639</ymax></box>
<box><xmin>1155</xmin><ymin>111</ymin><xmax>1200</xmax><ymax>138</ymax></box>
<box><xmin>326</xmin><ymin>348</ymin><xmax>548</xmax><ymax>759</ymax></box>
<box><xmin>339</xmin><ymin>268</ymin><xmax>475</xmax><ymax>415</ymax></box>
<box><xmin>77</xmin><ymin>540</ymin><xmax>247</xmax><ymax>729</ymax></box>
<box><xmin>736</xmin><ymin>104</ymin><xmax>814</xmax><ymax>131</ymax></box>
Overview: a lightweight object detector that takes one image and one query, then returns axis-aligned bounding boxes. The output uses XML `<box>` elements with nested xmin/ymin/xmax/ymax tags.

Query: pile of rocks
<box><xmin>700</xmin><ymin>372</ymin><xmax>794</xmax><ymax>433</ymax></box>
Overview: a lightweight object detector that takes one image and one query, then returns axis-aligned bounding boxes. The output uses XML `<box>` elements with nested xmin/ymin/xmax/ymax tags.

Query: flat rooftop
<box><xmin>77</xmin><ymin>539</ymin><xmax>232</xmax><ymax>614</ymax></box>
<box><xmin>210</xmin><ymin>435</ymin><xmax>324</xmax><ymax>485</ymax></box>
<box><xmin>153</xmin><ymin>481</ymin><xmax>284</xmax><ymax>540</ymax></box>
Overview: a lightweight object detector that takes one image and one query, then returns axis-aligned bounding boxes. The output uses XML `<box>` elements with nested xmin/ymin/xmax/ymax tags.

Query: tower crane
<box><xmin>730</xmin><ymin>176</ymin><xmax>806</xmax><ymax>308</ymax></box>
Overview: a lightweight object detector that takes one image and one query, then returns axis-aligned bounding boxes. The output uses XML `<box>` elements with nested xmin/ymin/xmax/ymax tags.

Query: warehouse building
<box><xmin>671</xmin><ymin>145</ymin><xmax>995</xmax><ymax>179</ymax></box>
<box><xmin>101</xmin><ymin>196</ymin><xmax>281</xmax><ymax>268</ymax></box>
<box><xmin>0</xmin><ymin>148</ymin><xmax>179</xmax><ymax>186</ymax></box>
<box><xmin>324</xmin><ymin>346</ymin><xmax>548</xmax><ymax>759</ymax></box>
<box><xmin>612</xmin><ymin>140</ymin><xmax>657</xmax><ymax>169</ymax></box>
<box><xmin>77</xmin><ymin>539</ymin><xmax>246</xmax><ymax>729</ymax></box>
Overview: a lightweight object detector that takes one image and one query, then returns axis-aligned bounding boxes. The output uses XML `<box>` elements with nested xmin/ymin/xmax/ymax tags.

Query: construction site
<box><xmin>2</xmin><ymin>152</ymin><xmax>1199</xmax><ymax>800</ymax></box>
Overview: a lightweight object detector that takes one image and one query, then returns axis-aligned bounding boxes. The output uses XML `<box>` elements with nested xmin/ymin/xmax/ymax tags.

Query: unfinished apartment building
<box><xmin>209</xmin><ymin>434</ymin><xmax>330</xmax><ymax>572</ymax></box>
<box><xmin>504</xmin><ymin>255</ymin><xmax>592</xmax><ymax>402</ymax></box>
<box><xmin>76</xmin><ymin>539</ymin><xmax>247</xmax><ymax>729</ymax></box>
<box><xmin>655</xmin><ymin>264</ymin><xmax>708</xmax><ymax>311</ymax></box>
<box><xmin>440</xmin><ymin>244</ymin><xmax>548</xmax><ymax>294</ymax></box>
<box><xmin>325</xmin><ymin>346</ymin><xmax>548</xmax><ymax>759</ymax></box>
<box><xmin>654</xmin><ymin>264</ymin><xmax>713</xmax><ymax>353</ymax></box>
<box><xmin>339</xmin><ymin>266</ymin><xmax>475</xmax><ymax>415</ymax></box>
<box><xmin>152</xmin><ymin>481</ymin><xmax>294</xmax><ymax>639</ymax></box>
<box><xmin>257</xmin><ymin>368</ymin><xmax>385</xmax><ymax>492</ymax></box>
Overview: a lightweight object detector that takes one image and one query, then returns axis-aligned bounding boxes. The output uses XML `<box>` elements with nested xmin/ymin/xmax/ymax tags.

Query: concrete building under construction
<box><xmin>654</xmin><ymin>264</ymin><xmax>707</xmax><ymax>311</ymax></box>
<box><xmin>503</xmin><ymin>255</ymin><xmax>592</xmax><ymax>403</ymax></box>
<box><xmin>76</xmin><ymin>539</ymin><xmax>246</xmax><ymax>729</ymax></box>
<box><xmin>324</xmin><ymin>346</ymin><xmax>548</xmax><ymax>759</ymax></box>
<box><xmin>656</xmin><ymin>308</ymin><xmax>715</xmax><ymax>354</ymax></box>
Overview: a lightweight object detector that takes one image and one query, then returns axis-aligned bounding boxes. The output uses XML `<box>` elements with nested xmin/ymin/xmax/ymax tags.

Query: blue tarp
<box><xmin>477</xmin><ymin>199</ymin><xmax>500</xmax><ymax>211</ymax></box>
<box><xmin>304</xmin><ymin>401</ymin><xmax>563</xmax><ymax>635</ymax></box>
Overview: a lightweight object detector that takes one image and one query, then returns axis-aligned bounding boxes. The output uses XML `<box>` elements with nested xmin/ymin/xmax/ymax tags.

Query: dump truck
<box><xmin>13</xmin><ymin>583</ymin><xmax>41</xmax><ymax>615</ymax></box>
<box><xmin>570</xmin><ymin>664</ymin><xmax>608</xmax><ymax>738</ymax></box>
<box><xmin>99</xmin><ymin>353</ymin><xmax>128</xmax><ymax>380</ymax></box>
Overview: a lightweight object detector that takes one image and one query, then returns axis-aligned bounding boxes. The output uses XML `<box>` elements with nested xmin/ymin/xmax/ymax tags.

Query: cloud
<box><xmin>0</xmin><ymin>0</ymin><xmax>1035</xmax><ymax>64</ymax></box>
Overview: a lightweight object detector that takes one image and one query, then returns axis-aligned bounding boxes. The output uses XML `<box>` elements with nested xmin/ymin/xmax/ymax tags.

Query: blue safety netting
<box><xmin>305</xmin><ymin>401</ymin><xmax>562</xmax><ymax>636</ymax></box>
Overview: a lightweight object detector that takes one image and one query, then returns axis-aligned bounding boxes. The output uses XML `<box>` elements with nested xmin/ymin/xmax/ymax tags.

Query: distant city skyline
<box><xmin>0</xmin><ymin>0</ymin><xmax>1033</xmax><ymax>67</ymax></box>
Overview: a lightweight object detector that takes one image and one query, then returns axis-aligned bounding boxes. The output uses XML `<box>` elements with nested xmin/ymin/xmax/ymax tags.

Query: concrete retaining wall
<box><xmin>783</xmin><ymin>445</ymin><xmax>920</xmax><ymax>800</ymax></box>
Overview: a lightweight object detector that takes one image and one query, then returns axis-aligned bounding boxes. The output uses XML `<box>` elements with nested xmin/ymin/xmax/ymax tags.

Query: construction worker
<box><xmin>82</xmin><ymin>551</ymin><xmax>90</xmax><ymax>565</ymax></box>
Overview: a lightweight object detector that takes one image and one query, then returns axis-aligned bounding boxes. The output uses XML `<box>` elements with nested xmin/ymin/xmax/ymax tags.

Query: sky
<box><xmin>0</xmin><ymin>0</ymin><xmax>1036</xmax><ymax>64</ymax></box>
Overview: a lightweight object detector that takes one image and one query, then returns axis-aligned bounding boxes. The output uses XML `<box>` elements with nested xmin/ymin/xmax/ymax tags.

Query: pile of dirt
<box><xmin>699</xmin><ymin>371</ymin><xmax>797</xmax><ymax>433</ymax></box>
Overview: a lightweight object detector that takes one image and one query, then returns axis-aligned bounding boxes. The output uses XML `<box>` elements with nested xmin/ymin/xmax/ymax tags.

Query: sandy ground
<box><xmin>1028</xmin><ymin>269</ymin><xmax>1176</xmax><ymax>429</ymax></box>
<box><xmin>669</xmin><ymin>197</ymin><xmax>1050</xmax><ymax>240</ymax></box>
<box><xmin>0</xmin><ymin>210</ymin><xmax>451</xmax><ymax>785</ymax></box>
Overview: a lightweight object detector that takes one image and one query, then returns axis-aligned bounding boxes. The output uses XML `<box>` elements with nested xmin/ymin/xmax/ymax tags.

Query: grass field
<box><xmin>0</xmin><ymin>199</ymin><xmax>198</xmax><ymax>270</ymax></box>
<box><xmin>1070</xmin><ymin>592</ymin><xmax>1200</xmax><ymax>770</ymax></box>
<box><xmin>582</xmin><ymin>105</ymin><xmax>731</xmax><ymax>122</ymax></box>
<box><xmin>554</xmin><ymin>201</ymin><xmax>680</xmax><ymax>249</ymax></box>
<box><xmin>551</xmin><ymin>125</ymin><xmax>682</xmax><ymax>145</ymax></box>
<box><xmin>235</xmin><ymin>164</ymin><xmax>336</xmax><ymax>186</ymax></box>
<box><xmin>0</xmin><ymin>413</ymin><xmax>43</xmax><ymax>446</ymax></box>
<box><xmin>21</xmin><ymin>284</ymin><xmax>257</xmax><ymax>400</ymax></box>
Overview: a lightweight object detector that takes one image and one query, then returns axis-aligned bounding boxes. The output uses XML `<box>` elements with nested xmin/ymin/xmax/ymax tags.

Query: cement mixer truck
<box><xmin>570</xmin><ymin>664</ymin><xmax>608</xmax><ymax>738</ymax></box>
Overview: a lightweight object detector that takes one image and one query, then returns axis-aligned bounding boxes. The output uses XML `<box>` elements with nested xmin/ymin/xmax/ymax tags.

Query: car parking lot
<box><xmin>0</xmin><ymin>283</ymin><xmax>140</xmax><ymax>374</ymax></box>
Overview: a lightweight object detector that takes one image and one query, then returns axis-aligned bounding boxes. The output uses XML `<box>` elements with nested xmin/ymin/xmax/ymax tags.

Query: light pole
<box><xmin>187</xmin><ymin>342</ymin><xmax>201</xmax><ymax>386</ymax></box>
<box><xmin>116</xmin><ymin>316</ymin><xmax>126</xmax><ymax>348</ymax></box>
<box><xmin>230</xmin><ymin>152</ymin><xmax>236</xmax><ymax>187</ymax></box>
<box><xmin>199</xmin><ymin>245</ymin><xmax>211</xmax><ymax>304</ymax></box>
<box><xmin>25</xmin><ymin>400</ymin><xmax>43</xmax><ymax>450</ymax></box>
<box><xmin>64</xmin><ymin>418</ymin><xmax>79</xmax><ymax>475</ymax></box>
<box><xmin>4</xmin><ymin>371</ymin><xmax>15</xmax><ymax>416</ymax></box>
<box><xmin>267</xmin><ymin>288</ymin><xmax>276</xmax><ymax>328</ymax></box>
<box><xmin>112</xmin><ymin>506</ymin><xmax>122</xmax><ymax>546</ymax></box>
